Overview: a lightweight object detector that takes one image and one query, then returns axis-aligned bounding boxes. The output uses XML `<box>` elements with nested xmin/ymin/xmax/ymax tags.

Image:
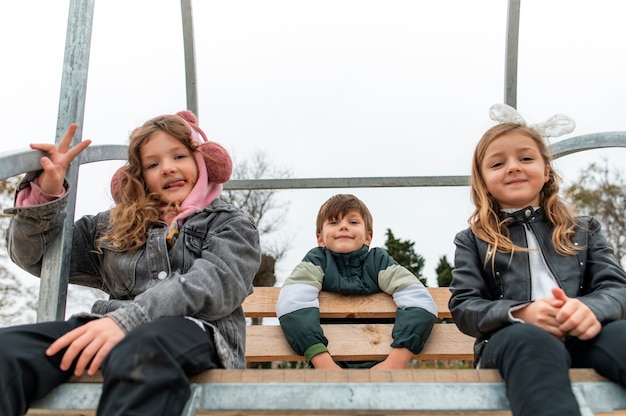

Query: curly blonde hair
<box><xmin>98</xmin><ymin>115</ymin><xmax>197</xmax><ymax>252</ymax></box>
<box><xmin>469</xmin><ymin>122</ymin><xmax>581</xmax><ymax>260</ymax></box>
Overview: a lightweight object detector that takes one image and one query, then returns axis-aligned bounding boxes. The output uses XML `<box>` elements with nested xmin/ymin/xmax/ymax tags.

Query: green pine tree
<box><xmin>436</xmin><ymin>255</ymin><xmax>454</xmax><ymax>287</ymax></box>
<box><xmin>383</xmin><ymin>228</ymin><xmax>427</xmax><ymax>286</ymax></box>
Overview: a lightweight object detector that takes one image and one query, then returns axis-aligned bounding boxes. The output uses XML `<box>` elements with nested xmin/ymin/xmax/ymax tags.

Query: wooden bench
<box><xmin>244</xmin><ymin>287</ymin><xmax>472</xmax><ymax>363</ymax></box>
<box><xmin>27</xmin><ymin>287</ymin><xmax>626</xmax><ymax>416</ymax></box>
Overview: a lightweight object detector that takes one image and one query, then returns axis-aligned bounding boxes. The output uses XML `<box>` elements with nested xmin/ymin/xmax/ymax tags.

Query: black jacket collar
<box><xmin>498</xmin><ymin>206</ymin><xmax>542</xmax><ymax>223</ymax></box>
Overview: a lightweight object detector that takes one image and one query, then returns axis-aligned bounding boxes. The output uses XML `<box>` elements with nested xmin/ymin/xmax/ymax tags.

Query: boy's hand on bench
<box><xmin>310</xmin><ymin>352</ymin><xmax>342</xmax><ymax>370</ymax></box>
<box><xmin>371</xmin><ymin>347</ymin><xmax>413</xmax><ymax>370</ymax></box>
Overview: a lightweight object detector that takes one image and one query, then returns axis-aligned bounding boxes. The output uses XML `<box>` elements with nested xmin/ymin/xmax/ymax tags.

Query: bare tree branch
<box><xmin>565</xmin><ymin>159</ymin><xmax>626</xmax><ymax>266</ymax></box>
<box><xmin>221</xmin><ymin>150</ymin><xmax>292</xmax><ymax>261</ymax></box>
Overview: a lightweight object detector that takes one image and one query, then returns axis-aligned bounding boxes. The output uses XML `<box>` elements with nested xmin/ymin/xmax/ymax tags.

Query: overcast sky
<box><xmin>1</xmin><ymin>0</ymin><xmax>626</xmax><ymax>292</ymax></box>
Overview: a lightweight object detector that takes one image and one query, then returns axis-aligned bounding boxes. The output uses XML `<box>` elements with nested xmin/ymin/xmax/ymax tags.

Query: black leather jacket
<box><xmin>449</xmin><ymin>206</ymin><xmax>626</xmax><ymax>362</ymax></box>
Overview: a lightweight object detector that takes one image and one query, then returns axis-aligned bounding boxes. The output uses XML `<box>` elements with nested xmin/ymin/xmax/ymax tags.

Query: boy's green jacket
<box><xmin>276</xmin><ymin>245</ymin><xmax>437</xmax><ymax>362</ymax></box>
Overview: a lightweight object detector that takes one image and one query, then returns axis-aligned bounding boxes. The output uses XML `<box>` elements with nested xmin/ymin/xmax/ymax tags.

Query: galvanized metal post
<box><xmin>181</xmin><ymin>0</ymin><xmax>199</xmax><ymax>117</ymax></box>
<box><xmin>37</xmin><ymin>0</ymin><xmax>95</xmax><ymax>322</ymax></box>
<box><xmin>504</xmin><ymin>0</ymin><xmax>520</xmax><ymax>108</ymax></box>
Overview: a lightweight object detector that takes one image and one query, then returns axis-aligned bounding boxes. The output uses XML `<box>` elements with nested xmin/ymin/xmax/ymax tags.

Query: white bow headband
<box><xmin>489</xmin><ymin>103</ymin><xmax>576</xmax><ymax>138</ymax></box>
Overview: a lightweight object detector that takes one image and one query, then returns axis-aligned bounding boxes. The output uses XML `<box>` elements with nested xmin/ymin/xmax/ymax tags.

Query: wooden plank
<box><xmin>428</xmin><ymin>287</ymin><xmax>453</xmax><ymax>319</ymax></box>
<box><xmin>193</xmin><ymin>368</ymin><xmax>607</xmax><ymax>383</ymax></box>
<box><xmin>243</xmin><ymin>287</ymin><xmax>452</xmax><ymax>319</ymax></box>
<box><xmin>242</xmin><ymin>287</ymin><xmax>279</xmax><ymax>318</ymax></box>
<box><xmin>245</xmin><ymin>322</ymin><xmax>474</xmax><ymax>362</ymax></box>
<box><xmin>69</xmin><ymin>368</ymin><xmax>608</xmax><ymax>385</ymax></box>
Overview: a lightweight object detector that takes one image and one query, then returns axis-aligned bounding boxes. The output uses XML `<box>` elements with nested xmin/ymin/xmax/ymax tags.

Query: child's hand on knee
<box><xmin>512</xmin><ymin>299</ymin><xmax>565</xmax><ymax>339</ymax></box>
<box><xmin>46</xmin><ymin>317</ymin><xmax>125</xmax><ymax>376</ymax></box>
<box><xmin>552</xmin><ymin>288</ymin><xmax>601</xmax><ymax>340</ymax></box>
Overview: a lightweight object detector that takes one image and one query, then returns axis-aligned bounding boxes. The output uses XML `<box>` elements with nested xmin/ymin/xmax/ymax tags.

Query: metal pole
<box><xmin>504</xmin><ymin>0</ymin><xmax>521</xmax><ymax>108</ymax></box>
<box><xmin>181</xmin><ymin>0</ymin><xmax>199</xmax><ymax>117</ymax></box>
<box><xmin>38</xmin><ymin>0</ymin><xmax>95</xmax><ymax>322</ymax></box>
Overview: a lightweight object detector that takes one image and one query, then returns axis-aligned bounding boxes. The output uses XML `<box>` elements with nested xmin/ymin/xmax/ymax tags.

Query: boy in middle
<box><xmin>276</xmin><ymin>194</ymin><xmax>437</xmax><ymax>369</ymax></box>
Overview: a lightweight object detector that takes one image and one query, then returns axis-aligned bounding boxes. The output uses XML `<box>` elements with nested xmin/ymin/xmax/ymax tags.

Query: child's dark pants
<box><xmin>0</xmin><ymin>315</ymin><xmax>222</xmax><ymax>416</ymax></box>
<box><xmin>480</xmin><ymin>320</ymin><xmax>626</xmax><ymax>416</ymax></box>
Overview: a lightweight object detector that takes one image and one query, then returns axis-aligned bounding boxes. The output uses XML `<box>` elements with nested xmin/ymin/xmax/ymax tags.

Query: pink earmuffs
<box><xmin>110</xmin><ymin>110</ymin><xmax>232</xmax><ymax>203</ymax></box>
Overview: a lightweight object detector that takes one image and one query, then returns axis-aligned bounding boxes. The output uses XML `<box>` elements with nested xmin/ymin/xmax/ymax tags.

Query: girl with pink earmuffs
<box><xmin>1</xmin><ymin>111</ymin><xmax>261</xmax><ymax>415</ymax></box>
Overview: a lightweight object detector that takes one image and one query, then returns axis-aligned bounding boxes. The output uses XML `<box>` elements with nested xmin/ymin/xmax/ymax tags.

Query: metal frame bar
<box><xmin>505</xmin><ymin>0</ymin><xmax>521</xmax><ymax>108</ymax></box>
<box><xmin>181</xmin><ymin>0</ymin><xmax>199</xmax><ymax>117</ymax></box>
<box><xmin>36</xmin><ymin>0</ymin><xmax>95</xmax><ymax>322</ymax></box>
<box><xmin>3</xmin><ymin>131</ymin><xmax>625</xmax><ymax>189</ymax></box>
<box><xmin>224</xmin><ymin>131</ymin><xmax>626</xmax><ymax>190</ymax></box>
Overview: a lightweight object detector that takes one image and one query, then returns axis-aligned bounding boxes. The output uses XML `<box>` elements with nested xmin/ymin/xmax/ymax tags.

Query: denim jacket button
<box><xmin>157</xmin><ymin>271</ymin><xmax>167</xmax><ymax>280</ymax></box>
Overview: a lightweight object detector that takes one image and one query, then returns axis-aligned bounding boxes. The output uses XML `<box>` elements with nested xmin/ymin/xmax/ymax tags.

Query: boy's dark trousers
<box><xmin>0</xmin><ymin>315</ymin><xmax>222</xmax><ymax>416</ymax></box>
<box><xmin>480</xmin><ymin>320</ymin><xmax>626</xmax><ymax>416</ymax></box>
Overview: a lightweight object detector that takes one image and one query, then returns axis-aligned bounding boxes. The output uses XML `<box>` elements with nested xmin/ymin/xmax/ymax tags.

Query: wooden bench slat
<box><xmin>188</xmin><ymin>368</ymin><xmax>608</xmax><ymax>383</ymax></box>
<box><xmin>428</xmin><ymin>287</ymin><xmax>453</xmax><ymax>319</ymax></box>
<box><xmin>245</xmin><ymin>323</ymin><xmax>474</xmax><ymax>362</ymax></box>
<box><xmin>70</xmin><ymin>368</ymin><xmax>608</xmax><ymax>386</ymax></box>
<box><xmin>243</xmin><ymin>286</ymin><xmax>452</xmax><ymax>319</ymax></box>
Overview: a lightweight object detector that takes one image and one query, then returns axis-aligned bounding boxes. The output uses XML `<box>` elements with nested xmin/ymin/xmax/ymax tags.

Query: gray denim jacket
<box><xmin>5</xmin><ymin>180</ymin><xmax>261</xmax><ymax>369</ymax></box>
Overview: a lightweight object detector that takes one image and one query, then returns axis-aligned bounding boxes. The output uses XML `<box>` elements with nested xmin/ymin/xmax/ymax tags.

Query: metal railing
<box><xmin>1</xmin><ymin>0</ymin><xmax>624</xmax><ymax>323</ymax></box>
<box><xmin>2</xmin><ymin>130</ymin><xmax>626</xmax><ymax>322</ymax></box>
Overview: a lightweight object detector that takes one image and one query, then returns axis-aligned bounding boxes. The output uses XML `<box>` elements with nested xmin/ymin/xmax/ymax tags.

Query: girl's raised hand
<box><xmin>30</xmin><ymin>123</ymin><xmax>92</xmax><ymax>195</ymax></box>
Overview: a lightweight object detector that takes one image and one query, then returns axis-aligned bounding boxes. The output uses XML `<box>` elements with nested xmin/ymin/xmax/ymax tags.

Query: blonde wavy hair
<box><xmin>469</xmin><ymin>122</ymin><xmax>581</xmax><ymax>261</ymax></box>
<box><xmin>97</xmin><ymin>114</ymin><xmax>198</xmax><ymax>252</ymax></box>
